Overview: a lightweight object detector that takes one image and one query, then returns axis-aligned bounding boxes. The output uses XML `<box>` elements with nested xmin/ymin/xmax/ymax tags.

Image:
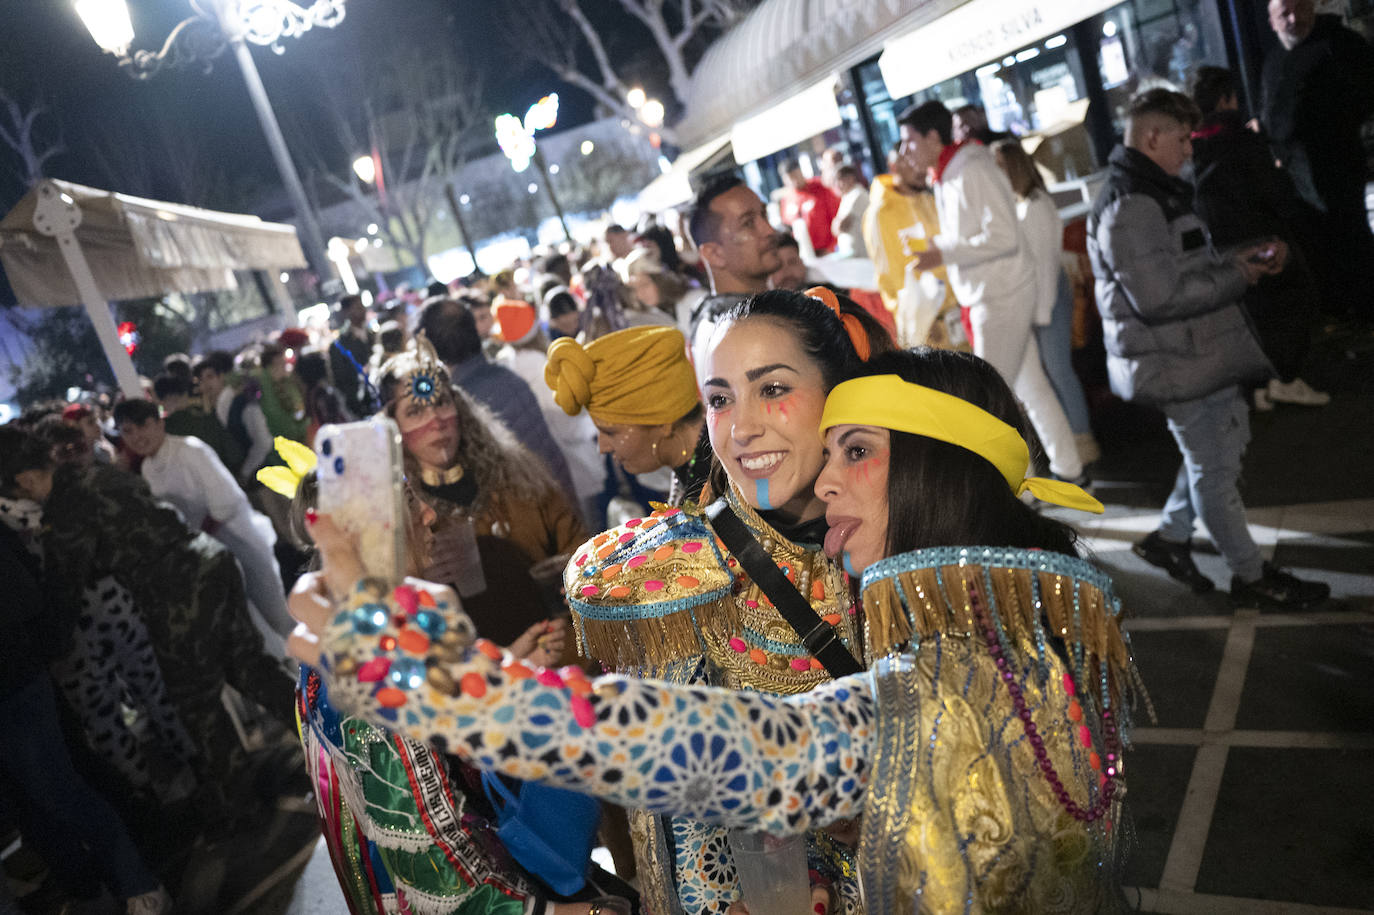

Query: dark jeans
<box><xmin>0</xmin><ymin>676</ymin><xmax>160</xmax><ymax>901</ymax></box>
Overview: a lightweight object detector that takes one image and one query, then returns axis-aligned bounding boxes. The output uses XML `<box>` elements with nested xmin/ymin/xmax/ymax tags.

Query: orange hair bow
<box><xmin>805</xmin><ymin>286</ymin><xmax>871</xmax><ymax>362</ymax></box>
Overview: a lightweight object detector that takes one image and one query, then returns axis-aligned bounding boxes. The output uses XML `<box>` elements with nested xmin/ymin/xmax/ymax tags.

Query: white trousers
<box><xmin>967</xmin><ymin>298</ymin><xmax>1083</xmax><ymax>480</ymax></box>
<box><xmin>215</xmin><ymin>512</ymin><xmax>292</xmax><ymax>658</ymax></box>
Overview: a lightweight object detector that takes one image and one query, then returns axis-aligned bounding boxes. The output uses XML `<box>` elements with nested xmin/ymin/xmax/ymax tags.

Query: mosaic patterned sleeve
<box><xmin>319</xmin><ymin>579</ymin><xmax>875</xmax><ymax>835</ymax></box>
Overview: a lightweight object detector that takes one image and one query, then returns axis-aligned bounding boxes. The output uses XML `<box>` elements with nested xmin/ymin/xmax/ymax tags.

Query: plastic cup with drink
<box><xmin>727</xmin><ymin>829</ymin><xmax>811</xmax><ymax>915</ymax></box>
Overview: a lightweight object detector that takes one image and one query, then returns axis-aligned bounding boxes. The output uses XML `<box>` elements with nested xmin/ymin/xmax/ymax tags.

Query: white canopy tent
<box><xmin>0</xmin><ymin>178</ymin><xmax>307</xmax><ymax>397</ymax></box>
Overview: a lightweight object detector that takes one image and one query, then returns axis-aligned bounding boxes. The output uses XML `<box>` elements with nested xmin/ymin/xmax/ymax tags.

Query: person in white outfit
<box><xmin>994</xmin><ymin>139</ymin><xmax>1103</xmax><ymax>465</ymax></box>
<box><xmin>901</xmin><ymin>101</ymin><xmax>1084</xmax><ymax>482</ymax></box>
<box><xmin>831</xmin><ymin>164</ymin><xmax>870</xmax><ymax>257</ymax></box>
<box><xmin>113</xmin><ymin>399</ymin><xmax>293</xmax><ymax>657</ymax></box>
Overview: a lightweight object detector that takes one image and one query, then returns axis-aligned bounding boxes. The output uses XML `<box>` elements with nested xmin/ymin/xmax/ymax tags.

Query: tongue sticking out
<box><xmin>824</xmin><ymin>519</ymin><xmax>860</xmax><ymax>558</ymax></box>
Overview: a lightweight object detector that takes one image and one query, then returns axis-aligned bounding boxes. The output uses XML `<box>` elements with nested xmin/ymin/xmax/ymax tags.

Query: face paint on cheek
<box><xmin>776</xmin><ymin>395</ymin><xmax>795</xmax><ymax>421</ymax></box>
<box><xmin>756</xmin><ymin>478</ymin><xmax>772</xmax><ymax>510</ymax></box>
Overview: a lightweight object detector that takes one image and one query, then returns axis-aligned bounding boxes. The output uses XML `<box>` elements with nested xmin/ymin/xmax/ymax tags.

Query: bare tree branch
<box><xmin>565</xmin><ymin>0</ymin><xmax>631</xmax><ymax>96</ymax></box>
<box><xmin>501</xmin><ymin>0</ymin><xmax>758</xmax><ymax>145</ymax></box>
<box><xmin>0</xmin><ymin>91</ymin><xmax>65</xmax><ymax>188</ymax></box>
<box><xmin>295</xmin><ymin>32</ymin><xmax>489</xmax><ymax>271</ymax></box>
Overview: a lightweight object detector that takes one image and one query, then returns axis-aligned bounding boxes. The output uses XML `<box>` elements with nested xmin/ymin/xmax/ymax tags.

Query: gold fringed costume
<box><xmin>564</xmin><ymin>483</ymin><xmax>860</xmax><ymax>915</ymax></box>
<box><xmin>855</xmin><ymin>546</ymin><xmax>1149</xmax><ymax>914</ymax></box>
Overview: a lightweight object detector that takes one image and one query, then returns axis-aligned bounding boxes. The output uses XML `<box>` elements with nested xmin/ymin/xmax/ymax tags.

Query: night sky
<box><xmin>0</xmin><ymin>0</ymin><xmax>621</xmax><ymax>214</ymax></box>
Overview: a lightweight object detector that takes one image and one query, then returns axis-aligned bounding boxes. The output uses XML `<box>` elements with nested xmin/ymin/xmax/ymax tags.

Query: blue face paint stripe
<box><xmin>756</xmin><ymin>478</ymin><xmax>772</xmax><ymax>510</ymax></box>
<box><xmin>843</xmin><ymin>551</ymin><xmax>858</xmax><ymax>577</ymax></box>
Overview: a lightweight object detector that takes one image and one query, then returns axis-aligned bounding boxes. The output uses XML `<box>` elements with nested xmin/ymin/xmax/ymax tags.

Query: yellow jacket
<box><xmin>862</xmin><ymin>175</ymin><xmax>960</xmax><ymax>320</ymax></box>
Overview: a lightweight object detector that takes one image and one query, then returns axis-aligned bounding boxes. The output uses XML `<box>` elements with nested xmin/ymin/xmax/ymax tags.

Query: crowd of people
<box><xmin>2</xmin><ymin>1</ymin><xmax>1370</xmax><ymax>912</ymax></box>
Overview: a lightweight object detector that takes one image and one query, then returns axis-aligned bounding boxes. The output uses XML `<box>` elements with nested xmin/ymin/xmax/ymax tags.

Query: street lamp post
<box><xmin>73</xmin><ymin>0</ymin><xmax>344</xmax><ymax>292</ymax></box>
<box><xmin>494</xmin><ymin>94</ymin><xmax>571</xmax><ymax>242</ymax></box>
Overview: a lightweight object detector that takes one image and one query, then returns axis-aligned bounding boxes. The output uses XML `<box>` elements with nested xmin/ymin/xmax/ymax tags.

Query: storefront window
<box><xmin>845</xmin><ymin>0</ymin><xmax>1229</xmax><ymax>179</ymax></box>
<box><xmin>974</xmin><ymin>32</ymin><xmax>1089</xmax><ymax>134</ymax></box>
<box><xmin>1093</xmin><ymin>1</ymin><xmax>1229</xmax><ymax>136</ymax></box>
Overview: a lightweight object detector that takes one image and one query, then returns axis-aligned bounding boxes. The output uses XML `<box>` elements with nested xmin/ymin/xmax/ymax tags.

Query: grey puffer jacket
<box><xmin>1088</xmin><ymin>146</ymin><xmax>1273</xmax><ymax>406</ymax></box>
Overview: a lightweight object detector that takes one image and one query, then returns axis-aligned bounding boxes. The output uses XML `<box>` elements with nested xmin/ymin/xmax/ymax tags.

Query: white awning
<box><xmin>0</xmin><ymin>178</ymin><xmax>307</xmax><ymax>308</ymax></box>
<box><xmin>636</xmin><ymin>134</ymin><xmax>733</xmax><ymax>214</ymax></box>
<box><xmin>730</xmin><ymin>77</ymin><xmax>843</xmax><ymax>164</ymax></box>
<box><xmin>879</xmin><ymin>0</ymin><xmax>1121</xmax><ymax>101</ymax></box>
<box><xmin>674</xmin><ymin>0</ymin><xmax>966</xmax><ymax>151</ymax></box>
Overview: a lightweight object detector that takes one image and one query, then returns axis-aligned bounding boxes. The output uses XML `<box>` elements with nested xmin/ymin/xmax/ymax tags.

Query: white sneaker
<box><xmin>1267</xmin><ymin>377</ymin><xmax>1331</xmax><ymax>406</ymax></box>
<box><xmin>1253</xmin><ymin>387</ymin><xmax>1274</xmax><ymax>412</ymax></box>
<box><xmin>126</xmin><ymin>885</ymin><xmax>172</xmax><ymax>914</ymax></box>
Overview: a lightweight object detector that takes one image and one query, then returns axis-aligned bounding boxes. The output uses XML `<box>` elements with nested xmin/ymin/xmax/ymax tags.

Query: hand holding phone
<box><xmin>315</xmin><ymin>418</ymin><xmax>407</xmax><ymax>586</ymax></box>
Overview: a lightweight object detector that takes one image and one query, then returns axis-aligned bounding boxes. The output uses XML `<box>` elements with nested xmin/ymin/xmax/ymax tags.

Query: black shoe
<box><xmin>1231</xmin><ymin>563</ymin><xmax>1331</xmax><ymax>610</ymax></box>
<box><xmin>1132</xmin><ymin>532</ymin><xmax>1216</xmax><ymax>593</ymax></box>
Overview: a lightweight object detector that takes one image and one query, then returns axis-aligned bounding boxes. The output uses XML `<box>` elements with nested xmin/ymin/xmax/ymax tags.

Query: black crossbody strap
<box><xmin>705</xmin><ymin>498</ymin><xmax>862</xmax><ymax>678</ymax></box>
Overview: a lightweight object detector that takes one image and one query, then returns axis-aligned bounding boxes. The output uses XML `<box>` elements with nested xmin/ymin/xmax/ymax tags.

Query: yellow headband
<box><xmin>820</xmin><ymin>375</ymin><xmax>1103</xmax><ymax>514</ymax></box>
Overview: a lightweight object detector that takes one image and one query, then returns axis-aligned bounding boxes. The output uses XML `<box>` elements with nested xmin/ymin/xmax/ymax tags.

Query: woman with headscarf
<box><xmin>544</xmin><ymin>325</ymin><xmax>709</xmax><ymax>508</ymax></box>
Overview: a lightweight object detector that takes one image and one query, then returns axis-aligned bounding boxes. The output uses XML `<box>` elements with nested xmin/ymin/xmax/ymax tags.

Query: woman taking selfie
<box><xmin>555</xmin><ymin>288</ymin><xmax>880</xmax><ymax>914</ymax></box>
<box><xmin>293</xmin><ymin>346</ymin><xmax>1138</xmax><ymax>914</ymax></box>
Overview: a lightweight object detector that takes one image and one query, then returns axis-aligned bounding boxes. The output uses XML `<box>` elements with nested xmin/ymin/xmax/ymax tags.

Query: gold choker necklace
<box><xmin>420</xmin><ymin>464</ymin><xmax>465</xmax><ymax>487</ymax></box>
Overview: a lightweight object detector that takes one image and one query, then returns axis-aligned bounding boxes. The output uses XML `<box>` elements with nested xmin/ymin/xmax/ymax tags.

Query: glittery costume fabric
<box><xmin>562</xmin><ymin>494</ymin><xmax>859</xmax><ymax>914</ymax></box>
<box><xmin>319</xmin><ymin>546</ymin><xmax>1140</xmax><ymax>914</ymax></box>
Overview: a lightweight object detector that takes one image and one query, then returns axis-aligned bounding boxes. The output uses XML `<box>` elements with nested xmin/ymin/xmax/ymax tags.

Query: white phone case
<box><xmin>315</xmin><ymin>417</ymin><xmax>406</xmax><ymax>586</ymax></box>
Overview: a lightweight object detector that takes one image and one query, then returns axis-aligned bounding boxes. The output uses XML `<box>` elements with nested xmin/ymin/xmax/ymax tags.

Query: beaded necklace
<box><xmin>971</xmin><ymin>589</ymin><xmax>1119</xmax><ymax>823</ymax></box>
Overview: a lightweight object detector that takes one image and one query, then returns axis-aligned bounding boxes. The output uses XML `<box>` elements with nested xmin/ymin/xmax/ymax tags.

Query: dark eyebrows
<box><xmin>703</xmin><ymin>363</ymin><xmax>798</xmax><ymax>388</ymax></box>
<box><xmin>745</xmin><ymin>363</ymin><xmax>797</xmax><ymax>382</ymax></box>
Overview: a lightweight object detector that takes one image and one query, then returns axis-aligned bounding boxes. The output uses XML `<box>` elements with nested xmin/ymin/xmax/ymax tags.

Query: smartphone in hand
<box><xmin>315</xmin><ymin>417</ymin><xmax>407</xmax><ymax>587</ymax></box>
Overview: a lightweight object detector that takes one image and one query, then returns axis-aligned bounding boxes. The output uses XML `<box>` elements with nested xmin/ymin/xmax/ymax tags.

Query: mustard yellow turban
<box><xmin>544</xmin><ymin>326</ymin><xmax>699</xmax><ymax>426</ymax></box>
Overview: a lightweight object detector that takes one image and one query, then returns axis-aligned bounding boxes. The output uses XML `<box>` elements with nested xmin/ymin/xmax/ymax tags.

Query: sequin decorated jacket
<box><xmin>563</xmin><ymin>486</ymin><xmax>860</xmax><ymax>914</ymax></box>
<box><xmin>318</xmin><ymin>545</ymin><xmax>1145</xmax><ymax>914</ymax></box>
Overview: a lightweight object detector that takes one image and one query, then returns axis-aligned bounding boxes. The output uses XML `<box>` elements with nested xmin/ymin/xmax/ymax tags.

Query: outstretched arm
<box><xmin>291</xmin><ymin>518</ymin><xmax>873</xmax><ymax>835</ymax></box>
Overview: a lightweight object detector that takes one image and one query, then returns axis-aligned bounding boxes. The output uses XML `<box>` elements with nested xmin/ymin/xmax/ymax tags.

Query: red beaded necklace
<box><xmin>972</xmin><ymin>591</ymin><xmax>1120</xmax><ymax>823</ymax></box>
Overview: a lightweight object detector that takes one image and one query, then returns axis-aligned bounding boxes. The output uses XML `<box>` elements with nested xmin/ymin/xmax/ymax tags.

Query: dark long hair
<box><xmin>867</xmin><ymin>348</ymin><xmax>1079</xmax><ymax>558</ymax></box>
<box><xmin>704</xmin><ymin>289</ymin><xmax>874</xmax><ymax>498</ymax></box>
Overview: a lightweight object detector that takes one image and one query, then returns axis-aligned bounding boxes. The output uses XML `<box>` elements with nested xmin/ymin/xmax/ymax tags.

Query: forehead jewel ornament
<box><xmin>382</xmin><ymin>331</ymin><xmax>449</xmax><ymax>407</ymax></box>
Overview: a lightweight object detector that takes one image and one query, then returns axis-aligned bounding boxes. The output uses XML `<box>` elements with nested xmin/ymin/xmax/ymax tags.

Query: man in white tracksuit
<box><xmin>901</xmin><ymin>100</ymin><xmax>1083</xmax><ymax>482</ymax></box>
